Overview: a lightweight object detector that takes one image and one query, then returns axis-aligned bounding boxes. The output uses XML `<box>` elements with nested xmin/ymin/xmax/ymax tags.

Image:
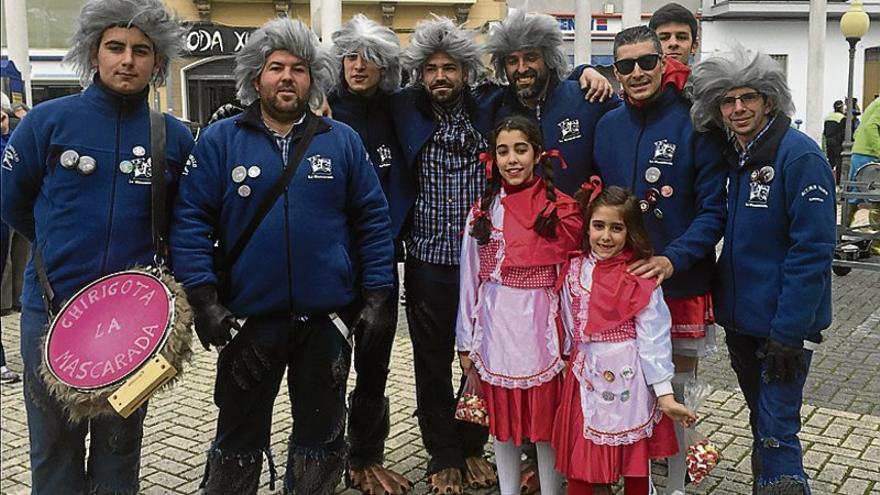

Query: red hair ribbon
<box><xmin>580</xmin><ymin>175</ymin><xmax>604</xmax><ymax>205</ymax></box>
<box><xmin>540</xmin><ymin>149</ymin><xmax>568</xmax><ymax>170</ymax></box>
<box><xmin>469</xmin><ymin>205</ymin><xmax>488</xmax><ymax>225</ymax></box>
<box><xmin>541</xmin><ymin>202</ymin><xmax>557</xmax><ymax>219</ymax></box>
<box><xmin>478</xmin><ymin>152</ymin><xmax>494</xmax><ymax>180</ymax></box>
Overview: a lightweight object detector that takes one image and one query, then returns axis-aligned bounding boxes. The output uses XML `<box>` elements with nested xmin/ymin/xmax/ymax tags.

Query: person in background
<box><xmin>328</xmin><ymin>14</ymin><xmax>412</xmax><ymax>495</ymax></box>
<box><xmin>0</xmin><ymin>96</ymin><xmax>21</xmax><ymax>385</ymax></box>
<box><xmin>823</xmin><ymin>99</ymin><xmax>846</xmax><ymax>178</ymax></box>
<box><xmin>649</xmin><ymin>2</ymin><xmax>700</xmax><ymax>66</ymax></box>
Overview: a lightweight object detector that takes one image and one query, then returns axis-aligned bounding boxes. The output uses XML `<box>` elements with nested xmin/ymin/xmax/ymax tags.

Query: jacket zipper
<box><xmin>729</xmin><ymin>171</ymin><xmax>739</xmax><ymax>328</ymax></box>
<box><xmin>284</xmin><ymin>182</ymin><xmax>294</xmax><ymax>314</ymax></box>
<box><xmin>100</xmin><ymin>105</ymin><xmax>123</xmax><ymax>275</ymax></box>
<box><xmin>630</xmin><ymin>114</ymin><xmax>647</xmax><ymax>192</ymax></box>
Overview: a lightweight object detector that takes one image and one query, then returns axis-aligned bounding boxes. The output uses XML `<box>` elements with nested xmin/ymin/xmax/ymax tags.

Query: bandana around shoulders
<box><xmin>500</xmin><ymin>177</ymin><xmax>583</xmax><ymax>268</ymax></box>
<box><xmin>585</xmin><ymin>250</ymin><xmax>655</xmax><ymax>335</ymax></box>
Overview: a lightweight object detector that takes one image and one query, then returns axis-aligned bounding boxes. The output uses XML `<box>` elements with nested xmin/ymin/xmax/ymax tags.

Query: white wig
<box><xmin>687</xmin><ymin>45</ymin><xmax>795</xmax><ymax>132</ymax></box>
<box><xmin>65</xmin><ymin>0</ymin><xmax>184</xmax><ymax>88</ymax></box>
<box><xmin>235</xmin><ymin>17</ymin><xmax>334</xmax><ymax>108</ymax></box>
<box><xmin>332</xmin><ymin>14</ymin><xmax>401</xmax><ymax>93</ymax></box>
<box><xmin>484</xmin><ymin>10</ymin><xmax>569</xmax><ymax>84</ymax></box>
<box><xmin>401</xmin><ymin>16</ymin><xmax>485</xmax><ymax>86</ymax></box>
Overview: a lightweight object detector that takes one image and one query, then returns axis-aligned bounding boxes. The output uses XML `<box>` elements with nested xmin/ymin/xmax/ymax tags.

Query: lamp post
<box><xmin>839</xmin><ymin>0</ymin><xmax>870</xmax><ymax>225</ymax></box>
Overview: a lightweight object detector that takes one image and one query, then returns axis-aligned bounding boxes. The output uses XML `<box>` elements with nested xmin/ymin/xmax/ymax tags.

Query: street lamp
<box><xmin>839</xmin><ymin>0</ymin><xmax>870</xmax><ymax>225</ymax></box>
<box><xmin>840</xmin><ymin>0</ymin><xmax>870</xmax><ymax>178</ymax></box>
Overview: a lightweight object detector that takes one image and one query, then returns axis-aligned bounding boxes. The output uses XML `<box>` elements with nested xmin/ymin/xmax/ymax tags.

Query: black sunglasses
<box><xmin>613</xmin><ymin>54</ymin><xmax>661</xmax><ymax>75</ymax></box>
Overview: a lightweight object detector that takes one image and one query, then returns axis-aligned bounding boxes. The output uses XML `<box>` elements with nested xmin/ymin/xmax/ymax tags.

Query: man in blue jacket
<box><xmin>0</xmin><ymin>0</ymin><xmax>193</xmax><ymax>493</ymax></box>
<box><xmin>595</xmin><ymin>26</ymin><xmax>727</xmax><ymax>495</ymax></box>
<box><xmin>689</xmin><ymin>47</ymin><xmax>836</xmax><ymax>495</ymax></box>
<box><xmin>390</xmin><ymin>16</ymin><xmax>498</xmax><ymax>494</ymax></box>
<box><xmin>170</xmin><ymin>18</ymin><xmax>394</xmax><ymax>495</ymax></box>
<box><xmin>327</xmin><ymin>14</ymin><xmax>412</xmax><ymax>495</ymax></box>
<box><xmin>483</xmin><ymin>10</ymin><xmax>619</xmax><ymax>195</ymax></box>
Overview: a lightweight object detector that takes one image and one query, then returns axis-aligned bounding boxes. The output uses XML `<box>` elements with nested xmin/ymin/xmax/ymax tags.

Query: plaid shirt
<box><xmin>265</xmin><ymin>112</ymin><xmax>307</xmax><ymax>162</ymax></box>
<box><xmin>406</xmin><ymin>97</ymin><xmax>487</xmax><ymax>265</ymax></box>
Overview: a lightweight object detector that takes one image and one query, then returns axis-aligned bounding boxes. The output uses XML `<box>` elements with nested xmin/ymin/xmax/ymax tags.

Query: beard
<box><xmin>262</xmin><ymin>88</ymin><xmax>308</xmax><ymax>123</ymax></box>
<box><xmin>426</xmin><ymin>80</ymin><xmax>464</xmax><ymax>105</ymax></box>
<box><xmin>512</xmin><ymin>68</ymin><xmax>549</xmax><ymax>100</ymax></box>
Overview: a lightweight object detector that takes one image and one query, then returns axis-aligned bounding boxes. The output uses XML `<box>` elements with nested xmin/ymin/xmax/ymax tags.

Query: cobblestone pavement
<box><xmin>2</xmin><ymin>268</ymin><xmax>879</xmax><ymax>494</ymax></box>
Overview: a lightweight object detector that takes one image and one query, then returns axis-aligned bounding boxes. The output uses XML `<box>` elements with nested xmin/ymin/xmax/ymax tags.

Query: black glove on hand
<box><xmin>353</xmin><ymin>288</ymin><xmax>394</xmax><ymax>352</ymax></box>
<box><xmin>761</xmin><ymin>339</ymin><xmax>806</xmax><ymax>383</ymax></box>
<box><xmin>186</xmin><ymin>285</ymin><xmax>240</xmax><ymax>350</ymax></box>
<box><xmin>230</xmin><ymin>334</ymin><xmax>272</xmax><ymax>391</ymax></box>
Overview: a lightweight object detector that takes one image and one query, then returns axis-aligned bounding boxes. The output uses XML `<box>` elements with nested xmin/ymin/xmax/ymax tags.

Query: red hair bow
<box><xmin>580</xmin><ymin>175</ymin><xmax>604</xmax><ymax>205</ymax></box>
<box><xmin>478</xmin><ymin>152</ymin><xmax>494</xmax><ymax>180</ymax></box>
<box><xmin>540</xmin><ymin>149</ymin><xmax>568</xmax><ymax>170</ymax></box>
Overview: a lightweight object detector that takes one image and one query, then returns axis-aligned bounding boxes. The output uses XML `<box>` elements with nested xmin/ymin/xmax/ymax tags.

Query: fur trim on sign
<box><xmin>39</xmin><ymin>267</ymin><xmax>194</xmax><ymax>422</ymax></box>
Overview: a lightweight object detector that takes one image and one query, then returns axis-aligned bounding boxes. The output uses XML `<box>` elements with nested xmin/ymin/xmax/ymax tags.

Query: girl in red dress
<box><xmin>456</xmin><ymin>116</ymin><xmax>582</xmax><ymax>495</ymax></box>
<box><xmin>553</xmin><ymin>182</ymin><xmax>696</xmax><ymax>495</ymax></box>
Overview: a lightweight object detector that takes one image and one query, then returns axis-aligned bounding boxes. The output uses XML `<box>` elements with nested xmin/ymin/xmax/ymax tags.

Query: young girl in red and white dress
<box><xmin>456</xmin><ymin>116</ymin><xmax>582</xmax><ymax>495</ymax></box>
<box><xmin>553</xmin><ymin>182</ymin><xmax>697</xmax><ymax>495</ymax></box>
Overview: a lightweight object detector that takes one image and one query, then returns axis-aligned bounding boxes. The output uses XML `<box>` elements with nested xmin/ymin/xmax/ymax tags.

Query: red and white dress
<box><xmin>455</xmin><ymin>178</ymin><xmax>582</xmax><ymax>445</ymax></box>
<box><xmin>553</xmin><ymin>253</ymin><xmax>678</xmax><ymax>483</ymax></box>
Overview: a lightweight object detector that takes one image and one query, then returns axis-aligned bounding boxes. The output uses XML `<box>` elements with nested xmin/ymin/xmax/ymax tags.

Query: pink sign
<box><xmin>45</xmin><ymin>271</ymin><xmax>173</xmax><ymax>390</ymax></box>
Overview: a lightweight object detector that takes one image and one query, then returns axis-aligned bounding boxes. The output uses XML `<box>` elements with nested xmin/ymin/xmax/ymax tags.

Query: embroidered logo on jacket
<box><xmin>182</xmin><ymin>154</ymin><xmax>197</xmax><ymax>176</ymax></box>
<box><xmin>746</xmin><ymin>181</ymin><xmax>770</xmax><ymax>208</ymax></box>
<box><xmin>129</xmin><ymin>157</ymin><xmax>153</xmax><ymax>185</ymax></box>
<box><xmin>649</xmin><ymin>139</ymin><xmax>676</xmax><ymax>166</ymax></box>
<box><xmin>1</xmin><ymin>144</ymin><xmax>18</xmax><ymax>171</ymax></box>
<box><xmin>307</xmin><ymin>154</ymin><xmax>334</xmax><ymax>179</ymax></box>
<box><xmin>377</xmin><ymin>145</ymin><xmax>393</xmax><ymax>168</ymax></box>
<box><xmin>558</xmin><ymin>118</ymin><xmax>582</xmax><ymax>142</ymax></box>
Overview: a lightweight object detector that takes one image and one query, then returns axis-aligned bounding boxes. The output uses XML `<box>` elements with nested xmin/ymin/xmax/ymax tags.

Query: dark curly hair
<box><xmin>471</xmin><ymin>115</ymin><xmax>562</xmax><ymax>245</ymax></box>
<box><xmin>574</xmin><ymin>183</ymin><xmax>653</xmax><ymax>260</ymax></box>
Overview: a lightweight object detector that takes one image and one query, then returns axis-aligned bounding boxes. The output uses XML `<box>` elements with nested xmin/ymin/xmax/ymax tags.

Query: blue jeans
<box><xmin>725</xmin><ymin>328</ymin><xmax>813</xmax><ymax>493</ymax></box>
<box><xmin>19</xmin><ymin>307</ymin><xmax>147</xmax><ymax>495</ymax></box>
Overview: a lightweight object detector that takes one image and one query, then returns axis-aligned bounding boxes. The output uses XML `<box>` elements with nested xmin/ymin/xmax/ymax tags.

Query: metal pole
<box><xmin>4</xmin><ymin>0</ymin><xmax>33</xmax><ymax>105</ymax></box>
<box><xmin>320</xmin><ymin>0</ymin><xmax>341</xmax><ymax>47</ymax></box>
<box><xmin>805</xmin><ymin>0</ymin><xmax>826</xmax><ymax>143</ymax></box>
<box><xmin>840</xmin><ymin>37</ymin><xmax>858</xmax><ymax>225</ymax></box>
<box><xmin>574</xmin><ymin>0</ymin><xmax>592</xmax><ymax>66</ymax></box>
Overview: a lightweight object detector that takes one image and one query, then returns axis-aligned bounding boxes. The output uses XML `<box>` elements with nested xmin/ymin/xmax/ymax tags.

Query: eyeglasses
<box><xmin>613</xmin><ymin>54</ymin><xmax>661</xmax><ymax>75</ymax></box>
<box><xmin>720</xmin><ymin>92</ymin><xmax>764</xmax><ymax>110</ymax></box>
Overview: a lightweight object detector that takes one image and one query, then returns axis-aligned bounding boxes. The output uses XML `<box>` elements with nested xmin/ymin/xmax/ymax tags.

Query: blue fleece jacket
<box><xmin>328</xmin><ymin>87</ymin><xmax>405</xmax><ymax>237</ymax></box>
<box><xmin>170</xmin><ymin>103</ymin><xmax>394</xmax><ymax>317</ymax></box>
<box><xmin>491</xmin><ymin>77</ymin><xmax>621</xmax><ymax>195</ymax></box>
<box><xmin>715</xmin><ymin>115</ymin><xmax>836</xmax><ymax>346</ymax></box>
<box><xmin>1</xmin><ymin>80</ymin><xmax>194</xmax><ymax>311</ymax></box>
<box><xmin>388</xmin><ymin>86</ymin><xmax>496</xmax><ymax>237</ymax></box>
<box><xmin>594</xmin><ymin>87</ymin><xmax>726</xmax><ymax>299</ymax></box>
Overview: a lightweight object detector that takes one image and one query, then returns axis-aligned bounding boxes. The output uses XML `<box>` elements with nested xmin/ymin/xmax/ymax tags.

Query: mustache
<box><xmin>430</xmin><ymin>80</ymin><xmax>453</xmax><ymax>90</ymax></box>
<box><xmin>513</xmin><ymin>69</ymin><xmax>538</xmax><ymax>80</ymax></box>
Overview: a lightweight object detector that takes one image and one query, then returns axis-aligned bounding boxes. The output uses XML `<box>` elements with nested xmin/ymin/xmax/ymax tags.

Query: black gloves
<box><xmin>352</xmin><ymin>288</ymin><xmax>394</xmax><ymax>352</ymax></box>
<box><xmin>760</xmin><ymin>339</ymin><xmax>806</xmax><ymax>383</ymax></box>
<box><xmin>186</xmin><ymin>285</ymin><xmax>241</xmax><ymax>350</ymax></box>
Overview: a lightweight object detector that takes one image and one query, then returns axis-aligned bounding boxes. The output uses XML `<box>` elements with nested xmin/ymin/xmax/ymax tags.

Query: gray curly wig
<box><xmin>332</xmin><ymin>14</ymin><xmax>401</xmax><ymax>93</ymax></box>
<box><xmin>65</xmin><ymin>0</ymin><xmax>184</xmax><ymax>88</ymax></box>
<box><xmin>401</xmin><ymin>16</ymin><xmax>485</xmax><ymax>86</ymax></box>
<box><xmin>484</xmin><ymin>10</ymin><xmax>569</xmax><ymax>84</ymax></box>
<box><xmin>687</xmin><ymin>45</ymin><xmax>795</xmax><ymax>132</ymax></box>
<box><xmin>235</xmin><ymin>17</ymin><xmax>334</xmax><ymax>108</ymax></box>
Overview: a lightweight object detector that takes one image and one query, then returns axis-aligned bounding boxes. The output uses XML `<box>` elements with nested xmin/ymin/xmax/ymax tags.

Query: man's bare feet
<box><xmin>349</xmin><ymin>464</ymin><xmax>413</xmax><ymax>495</ymax></box>
<box><xmin>463</xmin><ymin>456</ymin><xmax>497</xmax><ymax>489</ymax></box>
<box><xmin>428</xmin><ymin>467</ymin><xmax>463</xmax><ymax>495</ymax></box>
